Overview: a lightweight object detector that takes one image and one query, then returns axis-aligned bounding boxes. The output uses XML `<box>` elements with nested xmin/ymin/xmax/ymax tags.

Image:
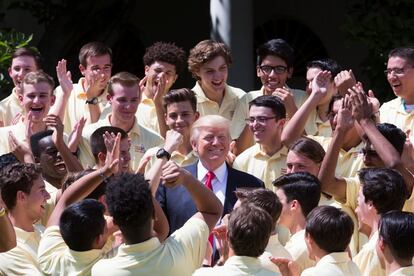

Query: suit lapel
<box><xmin>223</xmin><ymin>163</ymin><xmax>236</xmax><ymax>215</ymax></box>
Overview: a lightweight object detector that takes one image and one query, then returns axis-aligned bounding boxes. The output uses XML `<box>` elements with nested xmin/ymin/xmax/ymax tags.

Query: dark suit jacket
<box><xmin>156</xmin><ymin>161</ymin><xmax>264</xmax><ymax>235</ymax></box>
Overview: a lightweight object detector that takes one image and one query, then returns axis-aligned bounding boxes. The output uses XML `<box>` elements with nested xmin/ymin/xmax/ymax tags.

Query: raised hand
<box><xmin>85</xmin><ymin>72</ymin><xmax>103</xmax><ymax>99</ymax></box>
<box><xmin>67</xmin><ymin>117</ymin><xmax>86</xmax><ymax>153</ymax></box>
<box><xmin>336</xmin><ymin>95</ymin><xmax>354</xmax><ymax>132</ymax></box>
<box><xmin>43</xmin><ymin>114</ymin><xmax>64</xmax><ymax>147</ymax></box>
<box><xmin>103</xmin><ymin>132</ymin><xmax>121</xmax><ymax>175</ymax></box>
<box><xmin>273</xmin><ymin>86</ymin><xmax>297</xmax><ymax>116</ymax></box>
<box><xmin>56</xmin><ymin>59</ymin><xmax>73</xmax><ymax>95</ymax></box>
<box><xmin>8</xmin><ymin>131</ymin><xmax>34</xmax><ymax>163</ymax></box>
<box><xmin>334</xmin><ymin>69</ymin><xmax>356</xmax><ymax>96</ymax></box>
<box><xmin>164</xmin><ymin>129</ymin><xmax>183</xmax><ymax>154</ymax></box>
<box><xmin>161</xmin><ymin>161</ymin><xmax>187</xmax><ymax>188</ymax></box>
<box><xmin>348</xmin><ymin>84</ymin><xmax>372</xmax><ymax>122</ymax></box>
<box><xmin>269</xmin><ymin>257</ymin><xmax>300</xmax><ymax>276</ymax></box>
<box><xmin>311</xmin><ymin>70</ymin><xmax>332</xmax><ymax>100</ymax></box>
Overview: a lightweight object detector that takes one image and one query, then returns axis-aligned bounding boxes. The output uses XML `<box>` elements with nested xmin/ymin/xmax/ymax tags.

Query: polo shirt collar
<box><xmin>254</xmin><ymin>144</ymin><xmax>288</xmax><ymax>159</ymax></box>
<box><xmin>106</xmin><ymin>114</ymin><xmax>140</xmax><ymax>136</ymax></box>
<box><xmin>118</xmin><ymin>237</ymin><xmax>160</xmax><ymax>255</ymax></box>
<box><xmin>318</xmin><ymin>252</ymin><xmax>351</xmax><ymax>265</ymax></box>
<box><xmin>225</xmin><ymin>255</ymin><xmax>262</xmax><ymax>268</ymax></box>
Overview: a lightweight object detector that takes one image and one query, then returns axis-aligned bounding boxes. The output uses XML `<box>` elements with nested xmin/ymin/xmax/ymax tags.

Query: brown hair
<box><xmin>289</xmin><ymin>137</ymin><xmax>325</xmax><ymax>164</ymax></box>
<box><xmin>107</xmin><ymin>71</ymin><xmax>140</xmax><ymax>96</ymax></box>
<box><xmin>21</xmin><ymin>71</ymin><xmax>55</xmax><ymax>95</ymax></box>
<box><xmin>12</xmin><ymin>47</ymin><xmax>42</xmax><ymax>68</ymax></box>
<box><xmin>188</xmin><ymin>39</ymin><xmax>232</xmax><ymax>80</ymax></box>
<box><xmin>235</xmin><ymin>188</ymin><xmax>282</xmax><ymax>229</ymax></box>
<box><xmin>0</xmin><ymin>163</ymin><xmax>41</xmax><ymax>210</ymax></box>
<box><xmin>228</xmin><ymin>203</ymin><xmax>273</xmax><ymax>257</ymax></box>
<box><xmin>163</xmin><ymin>88</ymin><xmax>197</xmax><ymax>112</ymax></box>
<box><xmin>78</xmin><ymin>41</ymin><xmax>112</xmax><ymax>67</ymax></box>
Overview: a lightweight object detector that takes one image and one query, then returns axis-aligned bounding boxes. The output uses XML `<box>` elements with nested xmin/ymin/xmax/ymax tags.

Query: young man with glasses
<box><xmin>380</xmin><ymin>47</ymin><xmax>414</xmax><ymax>138</ymax></box>
<box><xmin>230</xmin><ymin>39</ymin><xmax>308</xmax><ymax>154</ymax></box>
<box><xmin>233</xmin><ymin>95</ymin><xmax>287</xmax><ymax>189</ymax></box>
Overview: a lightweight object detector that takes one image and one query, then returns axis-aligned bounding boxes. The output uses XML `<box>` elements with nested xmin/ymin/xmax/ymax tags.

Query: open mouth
<box><xmin>54</xmin><ymin>162</ymin><xmax>67</xmax><ymax>172</ymax></box>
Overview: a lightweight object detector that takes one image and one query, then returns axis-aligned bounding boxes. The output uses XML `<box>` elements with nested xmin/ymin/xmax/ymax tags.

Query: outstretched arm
<box><xmin>318</xmin><ymin>96</ymin><xmax>353</xmax><ymax>201</ymax></box>
<box><xmin>161</xmin><ymin>162</ymin><xmax>223</xmax><ymax>232</ymax></box>
<box><xmin>349</xmin><ymin>87</ymin><xmax>414</xmax><ymax>196</ymax></box>
<box><xmin>46</xmin><ymin>133</ymin><xmax>120</xmax><ymax>227</ymax></box>
<box><xmin>281</xmin><ymin>71</ymin><xmax>331</xmax><ymax>146</ymax></box>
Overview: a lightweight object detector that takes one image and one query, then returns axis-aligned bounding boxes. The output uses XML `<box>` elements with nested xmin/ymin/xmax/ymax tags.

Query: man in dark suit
<box><xmin>156</xmin><ymin>115</ymin><xmax>264</xmax><ymax>235</ymax></box>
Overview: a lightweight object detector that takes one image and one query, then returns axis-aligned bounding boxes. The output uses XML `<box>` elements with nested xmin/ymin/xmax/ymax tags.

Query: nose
<box><xmin>176</xmin><ymin>115</ymin><xmax>184</xmax><ymax>123</ymax></box>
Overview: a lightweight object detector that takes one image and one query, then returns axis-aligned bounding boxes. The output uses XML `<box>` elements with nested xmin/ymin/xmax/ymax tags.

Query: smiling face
<box><xmin>196</xmin><ymin>55</ymin><xmax>228</xmax><ymax>95</ymax></box>
<box><xmin>80</xmin><ymin>54</ymin><xmax>112</xmax><ymax>91</ymax></box>
<box><xmin>386</xmin><ymin>56</ymin><xmax>414</xmax><ymax>101</ymax></box>
<box><xmin>145</xmin><ymin>61</ymin><xmax>178</xmax><ymax>93</ymax></box>
<box><xmin>192</xmin><ymin>125</ymin><xmax>230</xmax><ymax>171</ymax></box>
<box><xmin>8</xmin><ymin>56</ymin><xmax>38</xmax><ymax>91</ymax></box>
<box><xmin>165</xmin><ymin>101</ymin><xmax>199</xmax><ymax>137</ymax></box>
<box><xmin>19</xmin><ymin>82</ymin><xmax>55</xmax><ymax>123</ymax></box>
<box><xmin>38</xmin><ymin>136</ymin><xmax>67</xmax><ymax>180</ymax></box>
<box><xmin>23</xmin><ymin>176</ymin><xmax>50</xmax><ymax>223</ymax></box>
<box><xmin>257</xmin><ymin>55</ymin><xmax>291</xmax><ymax>93</ymax></box>
<box><xmin>248</xmin><ymin>105</ymin><xmax>283</xmax><ymax>145</ymax></box>
<box><xmin>109</xmin><ymin>83</ymin><xmax>140</xmax><ymax>124</ymax></box>
<box><xmin>286</xmin><ymin>150</ymin><xmax>320</xmax><ymax>177</ymax></box>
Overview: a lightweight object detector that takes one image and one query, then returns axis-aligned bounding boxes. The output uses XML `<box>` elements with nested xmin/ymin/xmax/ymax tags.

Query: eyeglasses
<box><xmin>361</xmin><ymin>148</ymin><xmax>378</xmax><ymax>157</ymax></box>
<box><xmin>245</xmin><ymin>116</ymin><xmax>276</xmax><ymax>124</ymax></box>
<box><xmin>384</xmin><ymin>67</ymin><xmax>412</xmax><ymax>76</ymax></box>
<box><xmin>259</xmin><ymin>65</ymin><xmax>288</xmax><ymax>75</ymax></box>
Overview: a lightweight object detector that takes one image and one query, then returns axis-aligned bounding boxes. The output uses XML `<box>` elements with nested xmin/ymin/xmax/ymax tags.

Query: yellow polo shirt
<box><xmin>389</xmin><ymin>266</ymin><xmax>414</xmax><ymax>276</ymax></box>
<box><xmin>144</xmin><ymin>146</ymin><xmax>198</xmax><ymax>173</ymax></box>
<box><xmin>38</xmin><ymin>226</ymin><xmax>113</xmax><ymax>276</ymax></box>
<box><xmin>192</xmin><ymin>82</ymin><xmax>245</xmax><ymax>121</ymax></box>
<box><xmin>0</xmin><ymin>225</ymin><xmax>44</xmax><ymax>275</ymax></box>
<box><xmin>302</xmin><ymin>252</ymin><xmax>361</xmax><ymax>276</ymax></box>
<box><xmin>260</xmin><ymin>233</ymin><xmax>292</xmax><ymax>272</ymax></box>
<box><xmin>0</xmin><ymin>88</ymin><xmax>23</xmax><ymax>127</ymax></box>
<box><xmin>91</xmin><ymin>217</ymin><xmax>209</xmax><ymax>276</ymax></box>
<box><xmin>78</xmin><ymin>114</ymin><xmax>164</xmax><ymax>171</ymax></box>
<box><xmin>229</xmin><ymin>87</ymin><xmax>308</xmax><ymax>139</ymax></box>
<box><xmin>309</xmin><ymin>135</ymin><xmax>365</xmax><ymax>178</ymax></box>
<box><xmin>285</xmin><ymin>229</ymin><xmax>316</xmax><ymax>273</ymax></box>
<box><xmin>232</xmin><ymin>144</ymin><xmax>288</xmax><ymax>190</ymax></box>
<box><xmin>136</xmin><ymin>94</ymin><xmax>160</xmax><ymax>135</ymax></box>
<box><xmin>54</xmin><ymin>78</ymin><xmax>109</xmax><ymax>134</ymax></box>
<box><xmin>354</xmin><ymin>231</ymin><xmax>385</xmax><ymax>276</ymax></box>
<box><xmin>380</xmin><ymin>97</ymin><xmax>414</xmax><ymax>136</ymax></box>
<box><xmin>193</xmin><ymin>256</ymin><xmax>277</xmax><ymax>276</ymax></box>
<box><xmin>306</xmin><ymin>109</ymin><xmax>332</xmax><ymax>137</ymax></box>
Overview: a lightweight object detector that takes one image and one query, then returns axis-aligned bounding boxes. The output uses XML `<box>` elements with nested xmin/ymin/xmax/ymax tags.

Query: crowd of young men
<box><xmin>0</xmin><ymin>39</ymin><xmax>414</xmax><ymax>276</ymax></box>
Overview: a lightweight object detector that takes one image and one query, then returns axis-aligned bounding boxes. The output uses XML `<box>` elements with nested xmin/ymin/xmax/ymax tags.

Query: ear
<box><xmin>8</xmin><ymin>67</ymin><xmax>12</xmax><ymax>78</ymax></box>
<box><xmin>79</xmin><ymin>64</ymin><xmax>86</xmax><ymax>76</ymax></box>
<box><xmin>190</xmin><ymin>139</ymin><xmax>198</xmax><ymax>153</ymax></box>
<box><xmin>287</xmin><ymin>67</ymin><xmax>293</xmax><ymax>78</ymax></box>
<box><xmin>18</xmin><ymin>93</ymin><xmax>24</xmax><ymax>104</ymax></box>
<box><xmin>97</xmin><ymin>152</ymin><xmax>107</xmax><ymax>164</ymax></box>
<box><xmin>107</xmin><ymin>94</ymin><xmax>112</xmax><ymax>103</ymax></box>
<box><xmin>378</xmin><ymin>237</ymin><xmax>386</xmax><ymax>252</ymax></box>
<box><xmin>278</xmin><ymin>118</ymin><xmax>286</xmax><ymax>128</ymax></box>
<box><xmin>172</xmin><ymin>74</ymin><xmax>178</xmax><ymax>84</ymax></box>
<box><xmin>194</xmin><ymin>112</ymin><xmax>200</xmax><ymax>121</ymax></box>
<box><xmin>16</xmin><ymin>190</ymin><xmax>27</xmax><ymax>204</ymax></box>
<box><xmin>50</xmin><ymin>94</ymin><xmax>56</xmax><ymax>106</ymax></box>
<box><xmin>256</xmin><ymin>66</ymin><xmax>261</xmax><ymax>77</ymax></box>
<box><xmin>290</xmin><ymin>199</ymin><xmax>300</xmax><ymax>212</ymax></box>
<box><xmin>144</xmin><ymin>65</ymin><xmax>150</xmax><ymax>76</ymax></box>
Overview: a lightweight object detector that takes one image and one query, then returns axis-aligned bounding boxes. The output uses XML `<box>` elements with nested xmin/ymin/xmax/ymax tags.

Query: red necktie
<box><xmin>205</xmin><ymin>171</ymin><xmax>215</xmax><ymax>246</ymax></box>
<box><xmin>205</xmin><ymin>171</ymin><xmax>215</xmax><ymax>191</ymax></box>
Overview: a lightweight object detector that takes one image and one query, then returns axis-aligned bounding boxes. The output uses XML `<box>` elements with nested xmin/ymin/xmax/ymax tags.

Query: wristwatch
<box><xmin>85</xmin><ymin>97</ymin><xmax>99</xmax><ymax>105</ymax></box>
<box><xmin>156</xmin><ymin>148</ymin><xmax>171</xmax><ymax>160</ymax></box>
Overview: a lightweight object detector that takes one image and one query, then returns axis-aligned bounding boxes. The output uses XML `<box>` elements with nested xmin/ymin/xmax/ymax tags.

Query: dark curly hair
<box><xmin>0</xmin><ymin>163</ymin><xmax>41</xmax><ymax>209</ymax></box>
<box><xmin>105</xmin><ymin>173</ymin><xmax>153</xmax><ymax>242</ymax></box>
<box><xmin>143</xmin><ymin>42</ymin><xmax>186</xmax><ymax>74</ymax></box>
